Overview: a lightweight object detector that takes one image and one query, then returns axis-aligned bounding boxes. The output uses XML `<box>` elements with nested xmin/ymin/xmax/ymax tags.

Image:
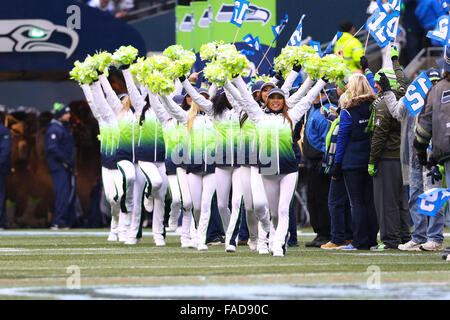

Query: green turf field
<box><xmin>0</xmin><ymin>228</ymin><xmax>449</xmax><ymax>300</ymax></box>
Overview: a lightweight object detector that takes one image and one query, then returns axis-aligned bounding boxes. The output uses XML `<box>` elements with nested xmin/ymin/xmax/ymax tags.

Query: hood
<box><xmin>343</xmin><ymin>94</ymin><xmax>378</xmax><ymax>109</ymax></box>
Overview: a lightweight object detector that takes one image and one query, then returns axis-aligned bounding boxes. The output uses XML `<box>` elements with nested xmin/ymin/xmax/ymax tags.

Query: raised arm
<box><xmin>98</xmin><ymin>73</ymin><xmax>123</xmax><ymax>115</ymax></box>
<box><xmin>383</xmin><ymin>90</ymin><xmax>407</xmax><ymax>121</ymax></box>
<box><xmin>90</xmin><ymin>81</ymin><xmax>118</xmax><ymax>126</ymax></box>
<box><xmin>148</xmin><ymin>93</ymin><xmax>170</xmax><ymax>127</ymax></box>
<box><xmin>288</xmin><ymin>79</ymin><xmax>327</xmax><ymax>124</ymax></box>
<box><xmin>122</xmin><ymin>68</ymin><xmax>147</xmax><ymax>117</ymax></box>
<box><xmin>208</xmin><ymin>83</ymin><xmax>217</xmax><ymax>98</ymax></box>
<box><xmin>80</xmin><ymin>84</ymin><xmax>102</xmax><ymax>124</ymax></box>
<box><xmin>229</xmin><ymin>76</ymin><xmax>264</xmax><ymax>123</ymax></box>
<box><xmin>224</xmin><ymin>83</ymin><xmax>244</xmax><ymax>115</ymax></box>
<box><xmin>286</xmin><ymin>76</ymin><xmax>314</xmax><ymax>107</ymax></box>
<box><xmin>159</xmin><ymin>94</ymin><xmax>188</xmax><ymax>126</ymax></box>
<box><xmin>281</xmin><ymin>69</ymin><xmax>299</xmax><ymax>96</ymax></box>
<box><xmin>180</xmin><ymin>78</ymin><xmax>213</xmax><ymax>113</ymax></box>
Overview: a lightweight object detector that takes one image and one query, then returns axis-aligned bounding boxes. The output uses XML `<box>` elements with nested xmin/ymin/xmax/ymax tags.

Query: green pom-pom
<box><xmin>274</xmin><ymin>45</ymin><xmax>317</xmax><ymax>79</ymax></box>
<box><xmin>163</xmin><ymin>45</ymin><xmax>196</xmax><ymax>79</ymax></box>
<box><xmin>112</xmin><ymin>45</ymin><xmax>139</xmax><ymax>67</ymax></box>
<box><xmin>320</xmin><ymin>54</ymin><xmax>351</xmax><ymax>82</ymax></box>
<box><xmin>92</xmin><ymin>51</ymin><xmax>112</xmax><ymax>77</ymax></box>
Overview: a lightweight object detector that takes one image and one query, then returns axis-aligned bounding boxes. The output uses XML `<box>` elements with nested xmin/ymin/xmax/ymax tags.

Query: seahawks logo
<box><xmin>0</xmin><ymin>19</ymin><xmax>79</xmax><ymax>59</ymax></box>
<box><xmin>215</xmin><ymin>4</ymin><xmax>271</xmax><ymax>25</ymax></box>
<box><xmin>198</xmin><ymin>6</ymin><xmax>213</xmax><ymax>28</ymax></box>
<box><xmin>179</xmin><ymin>13</ymin><xmax>195</xmax><ymax>32</ymax></box>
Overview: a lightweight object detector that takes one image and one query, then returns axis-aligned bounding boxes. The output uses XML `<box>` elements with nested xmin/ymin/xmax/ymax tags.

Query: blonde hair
<box><xmin>187</xmin><ymin>102</ymin><xmax>202</xmax><ymax>133</ymax></box>
<box><xmin>345</xmin><ymin>73</ymin><xmax>375</xmax><ymax>101</ymax></box>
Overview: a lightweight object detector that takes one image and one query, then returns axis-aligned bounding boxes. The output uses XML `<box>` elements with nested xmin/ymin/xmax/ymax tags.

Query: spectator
<box><xmin>0</xmin><ymin>106</ymin><xmax>11</xmax><ymax>229</ymax></box>
<box><xmin>45</xmin><ymin>103</ymin><xmax>77</xmax><ymax>230</ymax></box>
<box><xmin>87</xmin><ymin>0</ymin><xmax>134</xmax><ymax>19</ymax></box>
<box><xmin>415</xmin><ymin>0</ymin><xmax>447</xmax><ymax>46</ymax></box>
<box><xmin>330</xmin><ymin>74</ymin><xmax>379</xmax><ymax>250</ymax></box>
<box><xmin>334</xmin><ymin>21</ymin><xmax>364</xmax><ymax>72</ymax></box>
<box><xmin>414</xmin><ymin>48</ymin><xmax>450</xmax><ymax>251</ymax></box>
<box><xmin>368</xmin><ymin>47</ymin><xmax>411</xmax><ymax>251</ymax></box>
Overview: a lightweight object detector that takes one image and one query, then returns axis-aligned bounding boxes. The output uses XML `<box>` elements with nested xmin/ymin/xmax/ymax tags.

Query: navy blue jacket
<box><xmin>0</xmin><ymin>124</ymin><xmax>11</xmax><ymax>174</ymax></box>
<box><xmin>45</xmin><ymin>119</ymin><xmax>75</xmax><ymax>173</ymax></box>
<box><xmin>304</xmin><ymin>104</ymin><xmax>332</xmax><ymax>159</ymax></box>
<box><xmin>335</xmin><ymin>96</ymin><xmax>375</xmax><ymax>170</ymax></box>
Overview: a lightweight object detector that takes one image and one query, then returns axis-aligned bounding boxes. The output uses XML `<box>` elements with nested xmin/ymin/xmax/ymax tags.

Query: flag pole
<box><xmin>254</xmin><ymin>39</ymin><xmax>276</xmax><ymax>75</ymax></box>
<box><xmin>233</xmin><ymin>27</ymin><xmax>241</xmax><ymax>45</ymax></box>
<box><xmin>364</xmin><ymin>31</ymin><xmax>370</xmax><ymax>53</ymax></box>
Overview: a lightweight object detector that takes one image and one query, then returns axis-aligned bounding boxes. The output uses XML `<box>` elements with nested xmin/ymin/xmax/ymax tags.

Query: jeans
<box><xmin>343</xmin><ymin>168</ymin><xmax>378</xmax><ymax>249</ymax></box>
<box><xmin>328</xmin><ymin>177</ymin><xmax>352</xmax><ymax>245</ymax></box>
<box><xmin>408</xmin><ymin>157</ymin><xmax>445</xmax><ymax>243</ymax></box>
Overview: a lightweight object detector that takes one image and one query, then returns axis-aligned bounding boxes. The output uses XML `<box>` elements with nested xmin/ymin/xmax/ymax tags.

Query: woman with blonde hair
<box><xmin>330</xmin><ymin>73</ymin><xmax>379</xmax><ymax>251</ymax></box>
<box><xmin>159</xmin><ymin>88</ymin><xmax>217</xmax><ymax>251</ymax></box>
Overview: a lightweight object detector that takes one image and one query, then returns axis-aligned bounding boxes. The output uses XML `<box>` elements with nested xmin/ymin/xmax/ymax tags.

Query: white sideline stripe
<box><xmin>1</xmin><ymin>231</ymin><xmax>449</xmax><ymax>237</ymax></box>
<box><xmin>0</xmin><ymin>261</ymin><xmax>447</xmax><ymax>272</ymax></box>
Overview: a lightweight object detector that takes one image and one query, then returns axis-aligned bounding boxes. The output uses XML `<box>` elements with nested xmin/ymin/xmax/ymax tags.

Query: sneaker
<box><xmin>370</xmin><ymin>243</ymin><xmax>395</xmax><ymax>251</ymax></box>
<box><xmin>167</xmin><ymin>216</ymin><xmax>179</xmax><ymax>232</ymax></box>
<box><xmin>124</xmin><ymin>238</ymin><xmax>140</xmax><ymax>245</ymax></box>
<box><xmin>248</xmin><ymin>239</ymin><xmax>257</xmax><ymax>251</ymax></box>
<box><xmin>107</xmin><ymin>232</ymin><xmax>118</xmax><ymax>242</ymax></box>
<box><xmin>272</xmin><ymin>246</ymin><xmax>284</xmax><ymax>257</ymax></box>
<box><xmin>258</xmin><ymin>247</ymin><xmax>270</xmax><ymax>255</ymax></box>
<box><xmin>341</xmin><ymin>243</ymin><xmax>357</xmax><ymax>251</ymax></box>
<box><xmin>118</xmin><ymin>233</ymin><xmax>127</xmax><ymax>242</ymax></box>
<box><xmin>443</xmin><ymin>247</ymin><xmax>450</xmax><ymax>260</ymax></box>
<box><xmin>420</xmin><ymin>241</ymin><xmax>443</xmax><ymax>251</ymax></box>
<box><xmin>320</xmin><ymin>241</ymin><xmax>346</xmax><ymax>250</ymax></box>
<box><xmin>207</xmin><ymin>236</ymin><xmax>225</xmax><ymax>246</ymax></box>
<box><xmin>305</xmin><ymin>237</ymin><xmax>330</xmax><ymax>248</ymax></box>
<box><xmin>287</xmin><ymin>240</ymin><xmax>299</xmax><ymax>247</ymax></box>
<box><xmin>50</xmin><ymin>224</ymin><xmax>69</xmax><ymax>230</ymax></box>
<box><xmin>398</xmin><ymin>240</ymin><xmax>422</xmax><ymax>251</ymax></box>
<box><xmin>197</xmin><ymin>244</ymin><xmax>208</xmax><ymax>251</ymax></box>
<box><xmin>226</xmin><ymin>244</ymin><xmax>236</xmax><ymax>252</ymax></box>
<box><xmin>155</xmin><ymin>239</ymin><xmax>166</xmax><ymax>247</ymax></box>
<box><xmin>181</xmin><ymin>241</ymin><xmax>197</xmax><ymax>249</ymax></box>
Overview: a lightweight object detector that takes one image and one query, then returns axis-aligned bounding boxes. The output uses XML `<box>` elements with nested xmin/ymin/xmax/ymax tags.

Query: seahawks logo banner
<box><xmin>230</xmin><ymin>0</ymin><xmax>250</xmax><ymax>28</ymax></box>
<box><xmin>418</xmin><ymin>188</ymin><xmax>450</xmax><ymax>217</ymax></box>
<box><xmin>0</xmin><ymin>0</ymin><xmax>146</xmax><ymax>71</ymax></box>
<box><xmin>288</xmin><ymin>14</ymin><xmax>306</xmax><ymax>47</ymax></box>
<box><xmin>402</xmin><ymin>71</ymin><xmax>433</xmax><ymax>116</ymax></box>
<box><xmin>176</xmin><ymin>0</ymin><xmax>276</xmax><ymax>76</ymax></box>
<box><xmin>364</xmin><ymin>1</ymin><xmax>401</xmax><ymax>49</ymax></box>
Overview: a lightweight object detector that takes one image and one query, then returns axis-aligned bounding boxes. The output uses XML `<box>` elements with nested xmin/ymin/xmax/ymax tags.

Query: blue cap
<box><xmin>267</xmin><ymin>88</ymin><xmax>286</xmax><ymax>99</ymax></box>
<box><xmin>172</xmin><ymin>95</ymin><xmax>184</xmax><ymax>105</ymax></box>
<box><xmin>251</xmin><ymin>81</ymin><xmax>264</xmax><ymax>93</ymax></box>
<box><xmin>197</xmin><ymin>88</ymin><xmax>210</xmax><ymax>97</ymax></box>
<box><xmin>426</xmin><ymin>68</ymin><xmax>441</xmax><ymax>81</ymax></box>
<box><xmin>260</xmin><ymin>81</ymin><xmax>276</xmax><ymax>91</ymax></box>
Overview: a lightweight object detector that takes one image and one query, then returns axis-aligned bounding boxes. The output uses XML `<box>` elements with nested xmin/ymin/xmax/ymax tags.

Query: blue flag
<box><xmin>402</xmin><ymin>72</ymin><xmax>433</xmax><ymax>116</ymax></box>
<box><xmin>230</xmin><ymin>0</ymin><xmax>250</xmax><ymax>27</ymax></box>
<box><xmin>323</xmin><ymin>31</ymin><xmax>343</xmax><ymax>54</ymax></box>
<box><xmin>272</xmin><ymin>14</ymin><xmax>289</xmax><ymax>39</ymax></box>
<box><xmin>426</xmin><ymin>15</ymin><xmax>450</xmax><ymax>46</ymax></box>
<box><xmin>418</xmin><ymin>188</ymin><xmax>450</xmax><ymax>217</ymax></box>
<box><xmin>441</xmin><ymin>0</ymin><xmax>450</xmax><ymax>11</ymax></box>
<box><xmin>288</xmin><ymin>14</ymin><xmax>306</xmax><ymax>46</ymax></box>
<box><xmin>242</xmin><ymin>33</ymin><xmax>261</xmax><ymax>51</ymax></box>
<box><xmin>310</xmin><ymin>40</ymin><xmax>323</xmax><ymax>57</ymax></box>
<box><xmin>240</xmin><ymin>49</ymin><xmax>255</xmax><ymax>56</ymax></box>
<box><xmin>365</xmin><ymin>7</ymin><xmax>400</xmax><ymax>48</ymax></box>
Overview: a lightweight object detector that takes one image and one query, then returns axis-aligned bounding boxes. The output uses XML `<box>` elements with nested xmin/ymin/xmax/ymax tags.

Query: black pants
<box><xmin>306</xmin><ymin>160</ymin><xmax>331</xmax><ymax>240</ymax></box>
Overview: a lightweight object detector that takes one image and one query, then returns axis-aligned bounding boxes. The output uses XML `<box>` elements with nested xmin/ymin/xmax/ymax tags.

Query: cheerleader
<box><xmin>180</xmin><ymin>78</ymin><xmax>272</xmax><ymax>253</ymax></box>
<box><xmin>149</xmin><ymin>93</ymin><xmax>196</xmax><ymax>248</ymax></box>
<box><xmin>159</xmin><ymin>88</ymin><xmax>216</xmax><ymax>251</ymax></box>
<box><xmin>225</xmin><ymin>74</ymin><xmax>327</xmax><ymax>256</ymax></box>
<box><xmin>98</xmin><ymin>70</ymin><xmax>137</xmax><ymax>241</ymax></box>
<box><xmin>80</xmin><ymin>82</ymin><xmax>124</xmax><ymax>242</ymax></box>
<box><xmin>121</xmin><ymin>68</ymin><xmax>168</xmax><ymax>246</ymax></box>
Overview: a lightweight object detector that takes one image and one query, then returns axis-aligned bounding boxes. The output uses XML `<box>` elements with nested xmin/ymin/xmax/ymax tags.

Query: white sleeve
<box><xmin>122</xmin><ymin>68</ymin><xmax>146</xmax><ymax>117</ymax></box>
<box><xmin>90</xmin><ymin>81</ymin><xmax>118</xmax><ymax>126</ymax></box>
<box><xmin>231</xmin><ymin>77</ymin><xmax>264</xmax><ymax>123</ymax></box>
<box><xmin>286</xmin><ymin>76</ymin><xmax>314</xmax><ymax>107</ymax></box>
<box><xmin>384</xmin><ymin>91</ymin><xmax>407</xmax><ymax>121</ymax></box>
<box><xmin>208</xmin><ymin>83</ymin><xmax>218</xmax><ymax>98</ymax></box>
<box><xmin>281</xmin><ymin>70</ymin><xmax>299</xmax><ymax>97</ymax></box>
<box><xmin>148</xmin><ymin>92</ymin><xmax>170</xmax><ymax>127</ymax></box>
<box><xmin>80</xmin><ymin>84</ymin><xmax>102</xmax><ymax>124</ymax></box>
<box><xmin>288</xmin><ymin>79</ymin><xmax>327</xmax><ymax>124</ymax></box>
<box><xmin>173</xmin><ymin>78</ymin><xmax>183</xmax><ymax>97</ymax></box>
<box><xmin>224</xmin><ymin>84</ymin><xmax>244</xmax><ymax>115</ymax></box>
<box><xmin>98</xmin><ymin>73</ymin><xmax>123</xmax><ymax>115</ymax></box>
<box><xmin>181</xmin><ymin>79</ymin><xmax>214</xmax><ymax>114</ymax></box>
<box><xmin>160</xmin><ymin>95</ymin><xmax>188</xmax><ymax>126</ymax></box>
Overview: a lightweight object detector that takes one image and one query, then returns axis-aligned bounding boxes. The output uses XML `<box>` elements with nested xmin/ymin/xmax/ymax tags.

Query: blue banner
<box><xmin>323</xmin><ymin>31</ymin><xmax>343</xmax><ymax>54</ymax></box>
<box><xmin>272</xmin><ymin>14</ymin><xmax>288</xmax><ymax>39</ymax></box>
<box><xmin>364</xmin><ymin>6</ymin><xmax>400</xmax><ymax>48</ymax></box>
<box><xmin>230</xmin><ymin>0</ymin><xmax>250</xmax><ymax>27</ymax></box>
<box><xmin>402</xmin><ymin>71</ymin><xmax>433</xmax><ymax>116</ymax></box>
<box><xmin>418</xmin><ymin>188</ymin><xmax>450</xmax><ymax>217</ymax></box>
<box><xmin>426</xmin><ymin>15</ymin><xmax>450</xmax><ymax>46</ymax></box>
<box><xmin>310</xmin><ymin>40</ymin><xmax>323</xmax><ymax>57</ymax></box>
<box><xmin>288</xmin><ymin>14</ymin><xmax>306</xmax><ymax>47</ymax></box>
